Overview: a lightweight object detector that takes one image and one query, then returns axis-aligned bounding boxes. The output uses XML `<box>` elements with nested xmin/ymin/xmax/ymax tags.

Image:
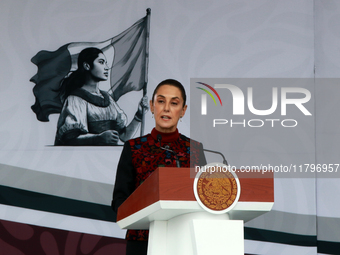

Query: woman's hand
<box><xmin>137</xmin><ymin>96</ymin><xmax>149</xmax><ymax>115</ymax></box>
<box><xmin>134</xmin><ymin>96</ymin><xmax>149</xmax><ymax>122</ymax></box>
<box><xmin>97</xmin><ymin>130</ymin><xmax>120</xmax><ymax>145</ymax></box>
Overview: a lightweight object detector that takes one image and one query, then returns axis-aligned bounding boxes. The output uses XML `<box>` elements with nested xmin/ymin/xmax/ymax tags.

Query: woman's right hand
<box><xmin>97</xmin><ymin>130</ymin><xmax>120</xmax><ymax>145</ymax></box>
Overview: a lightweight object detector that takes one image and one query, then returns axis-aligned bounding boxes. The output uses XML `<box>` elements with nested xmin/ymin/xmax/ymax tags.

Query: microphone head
<box><xmin>157</xmin><ymin>134</ymin><xmax>162</xmax><ymax>142</ymax></box>
<box><xmin>180</xmin><ymin>134</ymin><xmax>189</xmax><ymax>142</ymax></box>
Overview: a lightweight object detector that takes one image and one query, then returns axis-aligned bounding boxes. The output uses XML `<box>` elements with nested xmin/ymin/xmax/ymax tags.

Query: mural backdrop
<box><xmin>0</xmin><ymin>0</ymin><xmax>340</xmax><ymax>254</ymax></box>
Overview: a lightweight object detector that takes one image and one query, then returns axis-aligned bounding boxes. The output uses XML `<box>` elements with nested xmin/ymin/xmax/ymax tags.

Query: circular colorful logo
<box><xmin>193</xmin><ymin>162</ymin><xmax>240</xmax><ymax>214</ymax></box>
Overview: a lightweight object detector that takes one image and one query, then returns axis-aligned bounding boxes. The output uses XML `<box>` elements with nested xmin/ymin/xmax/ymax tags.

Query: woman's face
<box><xmin>89</xmin><ymin>53</ymin><xmax>109</xmax><ymax>81</ymax></box>
<box><xmin>150</xmin><ymin>84</ymin><xmax>187</xmax><ymax>133</ymax></box>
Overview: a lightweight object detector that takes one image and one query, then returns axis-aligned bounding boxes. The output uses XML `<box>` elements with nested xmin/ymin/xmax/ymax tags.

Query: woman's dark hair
<box><xmin>152</xmin><ymin>79</ymin><xmax>187</xmax><ymax>107</ymax></box>
<box><xmin>60</xmin><ymin>47</ymin><xmax>103</xmax><ymax>100</ymax></box>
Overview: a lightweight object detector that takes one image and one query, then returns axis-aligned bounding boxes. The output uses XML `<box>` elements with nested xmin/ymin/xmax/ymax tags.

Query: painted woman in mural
<box><xmin>54</xmin><ymin>47</ymin><xmax>148</xmax><ymax>146</ymax></box>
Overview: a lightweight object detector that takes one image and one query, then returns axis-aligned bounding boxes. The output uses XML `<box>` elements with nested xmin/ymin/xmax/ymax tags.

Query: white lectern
<box><xmin>116</xmin><ymin>167</ymin><xmax>274</xmax><ymax>255</ymax></box>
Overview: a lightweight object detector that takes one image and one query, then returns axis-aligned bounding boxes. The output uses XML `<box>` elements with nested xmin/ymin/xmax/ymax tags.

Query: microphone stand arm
<box><xmin>203</xmin><ymin>148</ymin><xmax>229</xmax><ymax>166</ymax></box>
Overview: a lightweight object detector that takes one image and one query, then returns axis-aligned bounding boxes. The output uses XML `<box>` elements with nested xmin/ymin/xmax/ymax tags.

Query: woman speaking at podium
<box><xmin>112</xmin><ymin>79</ymin><xmax>207</xmax><ymax>255</ymax></box>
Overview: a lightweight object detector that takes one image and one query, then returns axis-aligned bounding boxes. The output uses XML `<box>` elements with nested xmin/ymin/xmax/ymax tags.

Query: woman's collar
<box><xmin>70</xmin><ymin>88</ymin><xmax>110</xmax><ymax>107</ymax></box>
<box><xmin>151</xmin><ymin>128</ymin><xmax>179</xmax><ymax>142</ymax></box>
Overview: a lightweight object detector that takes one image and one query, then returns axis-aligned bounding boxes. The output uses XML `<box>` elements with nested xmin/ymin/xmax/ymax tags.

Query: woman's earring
<box><xmin>180</xmin><ymin>116</ymin><xmax>182</xmax><ymax>122</ymax></box>
<box><xmin>152</xmin><ymin>113</ymin><xmax>154</xmax><ymax>118</ymax></box>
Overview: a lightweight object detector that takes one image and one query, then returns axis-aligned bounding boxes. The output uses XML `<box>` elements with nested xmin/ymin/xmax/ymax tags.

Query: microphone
<box><xmin>203</xmin><ymin>148</ymin><xmax>229</xmax><ymax>165</ymax></box>
<box><xmin>156</xmin><ymin>134</ymin><xmax>181</xmax><ymax>167</ymax></box>
<box><xmin>157</xmin><ymin>134</ymin><xmax>162</xmax><ymax>145</ymax></box>
<box><xmin>180</xmin><ymin>134</ymin><xmax>229</xmax><ymax>166</ymax></box>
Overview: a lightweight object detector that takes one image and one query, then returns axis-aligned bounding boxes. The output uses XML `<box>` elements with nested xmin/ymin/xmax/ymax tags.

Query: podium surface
<box><xmin>117</xmin><ymin>167</ymin><xmax>274</xmax><ymax>229</ymax></box>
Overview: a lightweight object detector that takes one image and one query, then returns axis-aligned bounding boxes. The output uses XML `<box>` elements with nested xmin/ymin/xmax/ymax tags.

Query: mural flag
<box><xmin>109</xmin><ymin>8</ymin><xmax>151</xmax><ymax>102</ymax></box>
<box><xmin>30</xmin><ymin>9</ymin><xmax>151</xmax><ymax>122</ymax></box>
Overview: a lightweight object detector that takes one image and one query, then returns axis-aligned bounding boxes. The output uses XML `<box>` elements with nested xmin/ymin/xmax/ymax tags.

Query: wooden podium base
<box><xmin>147</xmin><ymin>212</ymin><xmax>244</xmax><ymax>255</ymax></box>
